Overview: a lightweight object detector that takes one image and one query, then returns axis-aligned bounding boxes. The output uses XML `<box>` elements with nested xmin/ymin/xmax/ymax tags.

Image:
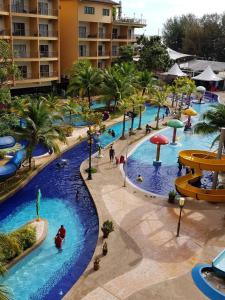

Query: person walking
<box><xmin>109</xmin><ymin>146</ymin><xmax>115</xmax><ymax>162</ymax></box>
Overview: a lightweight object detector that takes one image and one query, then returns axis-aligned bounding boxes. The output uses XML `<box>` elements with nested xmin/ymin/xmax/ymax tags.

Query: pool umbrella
<box><xmin>183</xmin><ymin>108</ymin><xmax>197</xmax><ymax>127</ymax></box>
<box><xmin>150</xmin><ymin>135</ymin><xmax>169</xmax><ymax>166</ymax></box>
<box><xmin>168</xmin><ymin>119</ymin><xmax>184</xmax><ymax>145</ymax></box>
<box><xmin>36</xmin><ymin>189</ymin><xmax>41</xmax><ymax>221</ymax></box>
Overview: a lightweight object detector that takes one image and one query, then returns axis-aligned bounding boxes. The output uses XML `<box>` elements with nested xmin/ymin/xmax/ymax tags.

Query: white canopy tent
<box><xmin>167</xmin><ymin>48</ymin><xmax>193</xmax><ymax>61</ymax></box>
<box><xmin>192</xmin><ymin>65</ymin><xmax>223</xmax><ymax>81</ymax></box>
<box><xmin>162</xmin><ymin>63</ymin><xmax>187</xmax><ymax>77</ymax></box>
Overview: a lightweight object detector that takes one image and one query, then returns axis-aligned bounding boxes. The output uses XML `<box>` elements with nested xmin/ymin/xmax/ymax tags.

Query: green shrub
<box><xmin>0</xmin><ymin>152</ymin><xmax>5</xmax><ymax>159</ymax></box>
<box><xmin>11</xmin><ymin>225</ymin><xmax>36</xmax><ymax>251</ymax></box>
<box><xmin>0</xmin><ymin>225</ymin><xmax>36</xmax><ymax>264</ymax></box>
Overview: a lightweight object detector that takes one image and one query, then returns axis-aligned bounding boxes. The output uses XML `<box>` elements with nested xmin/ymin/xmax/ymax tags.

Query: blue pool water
<box><xmin>126</xmin><ymin>101</ymin><xmax>217</xmax><ymax>196</ymax></box>
<box><xmin>0</xmin><ymin>141</ymin><xmax>99</xmax><ymax>300</ymax></box>
<box><xmin>99</xmin><ymin>104</ymin><xmax>166</xmax><ymax>148</ymax></box>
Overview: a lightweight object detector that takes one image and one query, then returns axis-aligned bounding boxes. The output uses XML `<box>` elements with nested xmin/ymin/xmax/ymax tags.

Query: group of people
<box><xmin>108</xmin><ymin>129</ymin><xmax>116</xmax><ymax>138</ymax></box>
<box><xmin>55</xmin><ymin>225</ymin><xmax>66</xmax><ymax>249</ymax></box>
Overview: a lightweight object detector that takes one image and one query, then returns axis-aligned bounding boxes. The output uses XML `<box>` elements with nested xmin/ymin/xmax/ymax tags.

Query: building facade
<box><xmin>60</xmin><ymin>0</ymin><xmax>146</xmax><ymax>74</ymax></box>
<box><xmin>0</xmin><ymin>0</ymin><xmax>60</xmax><ymax>90</ymax></box>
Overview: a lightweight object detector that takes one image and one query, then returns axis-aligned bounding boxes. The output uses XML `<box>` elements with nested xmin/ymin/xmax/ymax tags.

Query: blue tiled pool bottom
<box><xmin>0</xmin><ymin>141</ymin><xmax>99</xmax><ymax>300</ymax></box>
<box><xmin>126</xmin><ymin>101</ymin><xmax>217</xmax><ymax>196</ymax></box>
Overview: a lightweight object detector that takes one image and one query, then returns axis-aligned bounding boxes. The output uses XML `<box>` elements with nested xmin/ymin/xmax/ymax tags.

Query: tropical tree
<box><xmin>117</xmin><ymin>45</ymin><xmax>134</xmax><ymax>63</ymax></box>
<box><xmin>137</xmin><ymin>35</ymin><xmax>172</xmax><ymax>72</ymax></box>
<box><xmin>194</xmin><ymin>104</ymin><xmax>225</xmax><ymax>148</ymax></box>
<box><xmin>101</xmin><ymin>67</ymin><xmax>134</xmax><ymax>109</ymax></box>
<box><xmin>136</xmin><ymin>94</ymin><xmax>146</xmax><ymax>130</ymax></box>
<box><xmin>152</xmin><ymin>85</ymin><xmax>170</xmax><ymax>129</ymax></box>
<box><xmin>67</xmin><ymin>63</ymin><xmax>102</xmax><ymax>108</ymax></box>
<box><xmin>14</xmin><ymin>98</ymin><xmax>66</xmax><ymax>168</ymax></box>
<box><xmin>62</xmin><ymin>97</ymin><xmax>79</xmax><ymax>125</ymax></box>
<box><xmin>136</xmin><ymin>70</ymin><xmax>155</xmax><ymax>96</ymax></box>
<box><xmin>169</xmin><ymin>83</ymin><xmax>180</xmax><ymax>108</ymax></box>
<box><xmin>118</xmin><ymin>98</ymin><xmax>131</xmax><ymax>139</ymax></box>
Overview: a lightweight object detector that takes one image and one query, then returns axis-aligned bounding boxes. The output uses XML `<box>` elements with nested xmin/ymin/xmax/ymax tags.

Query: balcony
<box><xmin>40</xmin><ymin>71</ymin><xmax>58</xmax><ymax>78</ymax></box>
<box><xmin>79</xmin><ymin>32</ymin><xmax>98</xmax><ymax>39</ymax></box>
<box><xmin>0</xmin><ymin>29</ymin><xmax>10</xmax><ymax>36</ymax></box>
<box><xmin>18</xmin><ymin>72</ymin><xmax>38</xmax><ymax>80</ymax></box>
<box><xmin>39</xmin><ymin>31</ymin><xmax>58</xmax><ymax>38</ymax></box>
<box><xmin>38</xmin><ymin>7</ymin><xmax>58</xmax><ymax>17</ymax></box>
<box><xmin>113</xmin><ymin>16</ymin><xmax>146</xmax><ymax>27</ymax></box>
<box><xmin>40</xmin><ymin>51</ymin><xmax>58</xmax><ymax>58</ymax></box>
<box><xmin>98</xmin><ymin>51</ymin><xmax>110</xmax><ymax>57</ymax></box>
<box><xmin>13</xmin><ymin>30</ymin><xmax>38</xmax><ymax>37</ymax></box>
<box><xmin>11</xmin><ymin>5</ymin><xmax>37</xmax><ymax>14</ymax></box>
<box><xmin>112</xmin><ymin>34</ymin><xmax>128</xmax><ymax>40</ymax></box>
<box><xmin>14</xmin><ymin>51</ymin><xmax>30</xmax><ymax>58</ymax></box>
<box><xmin>98</xmin><ymin>33</ymin><xmax>111</xmax><ymax>39</ymax></box>
<box><xmin>112</xmin><ymin>51</ymin><xmax>119</xmax><ymax>57</ymax></box>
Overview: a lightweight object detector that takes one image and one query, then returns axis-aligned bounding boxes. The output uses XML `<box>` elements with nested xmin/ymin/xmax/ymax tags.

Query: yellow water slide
<box><xmin>175</xmin><ymin>150</ymin><xmax>225</xmax><ymax>202</ymax></box>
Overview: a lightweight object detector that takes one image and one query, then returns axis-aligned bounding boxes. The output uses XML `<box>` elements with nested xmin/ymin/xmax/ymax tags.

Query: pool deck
<box><xmin>64</xmin><ymin>118</ymin><xmax>225</xmax><ymax>300</ymax></box>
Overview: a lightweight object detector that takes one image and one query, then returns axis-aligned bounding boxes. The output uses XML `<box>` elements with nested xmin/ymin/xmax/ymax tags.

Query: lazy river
<box><xmin>0</xmin><ymin>141</ymin><xmax>99</xmax><ymax>300</ymax></box>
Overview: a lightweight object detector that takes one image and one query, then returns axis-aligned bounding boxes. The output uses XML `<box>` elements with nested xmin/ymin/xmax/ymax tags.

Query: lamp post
<box><xmin>87</xmin><ymin>127</ymin><xmax>94</xmax><ymax>180</ymax></box>
<box><xmin>176</xmin><ymin>197</ymin><xmax>185</xmax><ymax>237</ymax></box>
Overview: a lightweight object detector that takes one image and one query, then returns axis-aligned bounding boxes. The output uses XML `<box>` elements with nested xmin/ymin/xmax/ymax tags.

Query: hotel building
<box><xmin>60</xmin><ymin>0</ymin><xmax>146</xmax><ymax>74</ymax></box>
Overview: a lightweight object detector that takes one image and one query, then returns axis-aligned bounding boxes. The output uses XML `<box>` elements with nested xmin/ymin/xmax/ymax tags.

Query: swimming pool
<box><xmin>126</xmin><ymin>100</ymin><xmax>218</xmax><ymax>196</ymax></box>
<box><xmin>99</xmin><ymin>104</ymin><xmax>166</xmax><ymax>148</ymax></box>
<box><xmin>0</xmin><ymin>141</ymin><xmax>99</xmax><ymax>300</ymax></box>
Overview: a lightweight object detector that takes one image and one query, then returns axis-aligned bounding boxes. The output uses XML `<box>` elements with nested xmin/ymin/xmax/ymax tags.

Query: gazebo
<box><xmin>192</xmin><ymin>66</ymin><xmax>222</xmax><ymax>82</ymax></box>
<box><xmin>162</xmin><ymin>63</ymin><xmax>187</xmax><ymax>78</ymax></box>
<box><xmin>150</xmin><ymin>135</ymin><xmax>169</xmax><ymax>166</ymax></box>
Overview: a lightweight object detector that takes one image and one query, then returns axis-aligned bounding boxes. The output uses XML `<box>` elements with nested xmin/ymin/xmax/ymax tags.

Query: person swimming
<box><xmin>136</xmin><ymin>175</ymin><xmax>143</xmax><ymax>182</ymax></box>
<box><xmin>58</xmin><ymin>225</ymin><xmax>66</xmax><ymax>239</ymax></box>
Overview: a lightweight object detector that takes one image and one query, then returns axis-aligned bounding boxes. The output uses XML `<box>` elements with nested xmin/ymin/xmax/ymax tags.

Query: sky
<box><xmin>121</xmin><ymin>0</ymin><xmax>225</xmax><ymax>35</ymax></box>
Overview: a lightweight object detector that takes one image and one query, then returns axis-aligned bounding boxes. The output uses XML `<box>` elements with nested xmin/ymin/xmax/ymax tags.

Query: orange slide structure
<box><xmin>175</xmin><ymin>150</ymin><xmax>225</xmax><ymax>202</ymax></box>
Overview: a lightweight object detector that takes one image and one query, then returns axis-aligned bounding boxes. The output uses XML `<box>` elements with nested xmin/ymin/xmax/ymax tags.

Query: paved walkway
<box><xmin>64</xmin><ymin>119</ymin><xmax>225</xmax><ymax>300</ymax></box>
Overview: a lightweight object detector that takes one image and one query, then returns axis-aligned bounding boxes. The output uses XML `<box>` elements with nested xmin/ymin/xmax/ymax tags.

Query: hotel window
<box><xmin>102</xmin><ymin>9</ymin><xmax>109</xmax><ymax>16</ymax></box>
<box><xmin>14</xmin><ymin>44</ymin><xmax>27</xmax><ymax>57</ymax></box>
<box><xmin>40</xmin><ymin>44</ymin><xmax>49</xmax><ymax>57</ymax></box>
<box><xmin>39</xmin><ymin>24</ymin><xmax>48</xmax><ymax>36</ymax></box>
<box><xmin>84</xmin><ymin>7</ymin><xmax>95</xmax><ymax>14</ymax></box>
<box><xmin>112</xmin><ymin>45</ymin><xmax>118</xmax><ymax>56</ymax></box>
<box><xmin>79</xmin><ymin>45</ymin><xmax>87</xmax><ymax>57</ymax></box>
<box><xmin>79</xmin><ymin>26</ymin><xmax>87</xmax><ymax>38</ymax></box>
<box><xmin>40</xmin><ymin>64</ymin><xmax>49</xmax><ymax>77</ymax></box>
<box><xmin>12</xmin><ymin>0</ymin><xmax>25</xmax><ymax>13</ymax></box>
<box><xmin>18</xmin><ymin>65</ymin><xmax>28</xmax><ymax>78</ymax></box>
<box><xmin>13</xmin><ymin>23</ymin><xmax>25</xmax><ymax>36</ymax></box>
<box><xmin>39</xmin><ymin>2</ymin><xmax>49</xmax><ymax>15</ymax></box>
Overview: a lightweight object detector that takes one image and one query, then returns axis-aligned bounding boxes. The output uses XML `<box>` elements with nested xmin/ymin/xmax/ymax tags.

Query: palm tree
<box><xmin>14</xmin><ymin>98</ymin><xmax>66</xmax><ymax>168</ymax></box>
<box><xmin>152</xmin><ymin>86</ymin><xmax>170</xmax><ymax>129</ymax></box>
<box><xmin>194</xmin><ymin>104</ymin><xmax>225</xmax><ymax>148</ymax></box>
<box><xmin>101</xmin><ymin>67</ymin><xmax>134</xmax><ymax>109</ymax></box>
<box><xmin>63</xmin><ymin>97</ymin><xmax>79</xmax><ymax>125</ymax></box>
<box><xmin>68</xmin><ymin>64</ymin><xmax>102</xmax><ymax>108</ymax></box>
<box><xmin>136</xmin><ymin>94</ymin><xmax>146</xmax><ymax>130</ymax></box>
<box><xmin>136</xmin><ymin>70</ymin><xmax>155</xmax><ymax>96</ymax></box>
<box><xmin>118</xmin><ymin>98</ymin><xmax>131</xmax><ymax>139</ymax></box>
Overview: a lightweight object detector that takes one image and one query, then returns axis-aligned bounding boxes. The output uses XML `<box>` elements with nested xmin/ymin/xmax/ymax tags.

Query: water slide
<box><xmin>0</xmin><ymin>136</ymin><xmax>26</xmax><ymax>181</ymax></box>
<box><xmin>175</xmin><ymin>150</ymin><xmax>225</xmax><ymax>202</ymax></box>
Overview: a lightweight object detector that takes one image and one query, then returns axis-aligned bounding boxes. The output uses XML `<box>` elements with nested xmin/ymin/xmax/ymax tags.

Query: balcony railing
<box><xmin>14</xmin><ymin>51</ymin><xmax>30</xmax><ymax>58</ymax></box>
<box><xmin>112</xmin><ymin>51</ymin><xmax>119</xmax><ymax>57</ymax></box>
<box><xmin>40</xmin><ymin>71</ymin><xmax>58</xmax><ymax>78</ymax></box>
<box><xmin>112</xmin><ymin>34</ymin><xmax>128</xmax><ymax>40</ymax></box>
<box><xmin>39</xmin><ymin>31</ymin><xmax>58</xmax><ymax>37</ymax></box>
<box><xmin>98</xmin><ymin>51</ymin><xmax>110</xmax><ymax>57</ymax></box>
<box><xmin>98</xmin><ymin>33</ymin><xmax>111</xmax><ymax>39</ymax></box>
<box><xmin>13</xmin><ymin>30</ymin><xmax>38</xmax><ymax>37</ymax></box>
<box><xmin>40</xmin><ymin>51</ymin><xmax>57</xmax><ymax>58</ymax></box>
<box><xmin>0</xmin><ymin>29</ymin><xmax>10</xmax><ymax>36</ymax></box>
<box><xmin>11</xmin><ymin>5</ymin><xmax>37</xmax><ymax>14</ymax></box>
<box><xmin>38</xmin><ymin>7</ymin><xmax>58</xmax><ymax>16</ymax></box>
<box><xmin>113</xmin><ymin>16</ymin><xmax>146</xmax><ymax>26</ymax></box>
<box><xmin>18</xmin><ymin>72</ymin><xmax>37</xmax><ymax>80</ymax></box>
<box><xmin>79</xmin><ymin>33</ymin><xmax>98</xmax><ymax>39</ymax></box>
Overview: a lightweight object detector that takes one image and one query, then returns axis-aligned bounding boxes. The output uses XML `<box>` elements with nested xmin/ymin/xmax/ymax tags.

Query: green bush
<box><xmin>11</xmin><ymin>225</ymin><xmax>36</xmax><ymax>251</ymax></box>
<box><xmin>0</xmin><ymin>225</ymin><xmax>36</xmax><ymax>264</ymax></box>
<box><xmin>0</xmin><ymin>152</ymin><xmax>5</xmax><ymax>159</ymax></box>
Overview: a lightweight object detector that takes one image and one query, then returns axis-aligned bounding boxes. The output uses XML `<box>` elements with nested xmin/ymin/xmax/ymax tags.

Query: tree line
<box><xmin>162</xmin><ymin>12</ymin><xmax>225</xmax><ymax>61</ymax></box>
